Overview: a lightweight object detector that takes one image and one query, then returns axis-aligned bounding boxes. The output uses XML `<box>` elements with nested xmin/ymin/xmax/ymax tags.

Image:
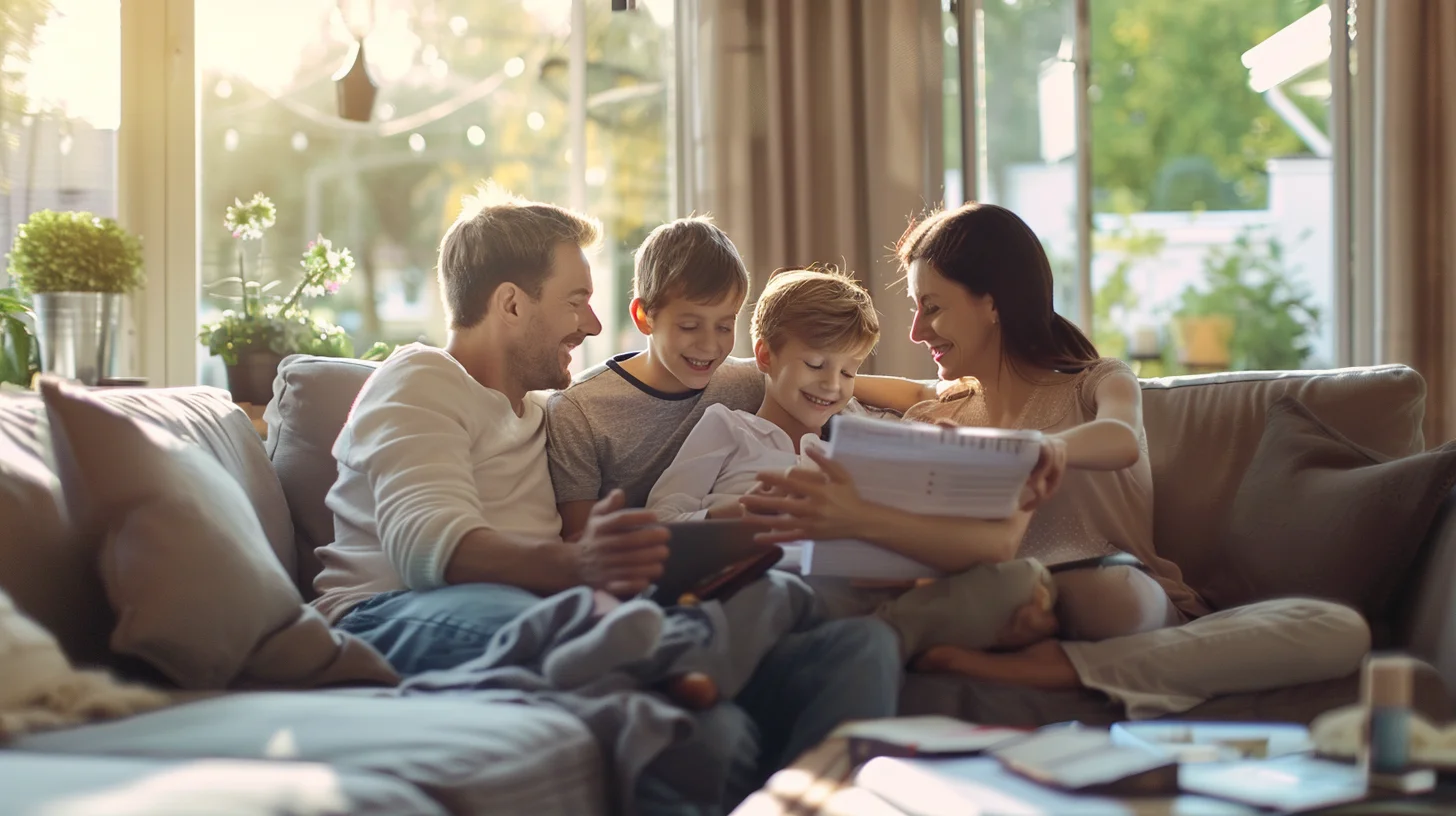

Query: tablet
<box><xmin>650</xmin><ymin>519</ymin><xmax>782</xmax><ymax>605</ymax></box>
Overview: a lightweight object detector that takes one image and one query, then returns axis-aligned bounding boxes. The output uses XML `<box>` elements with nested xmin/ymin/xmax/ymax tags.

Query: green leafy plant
<box><xmin>1172</xmin><ymin>229</ymin><xmax>1321</xmax><ymax>370</ymax></box>
<box><xmin>358</xmin><ymin>341</ymin><xmax>400</xmax><ymax>362</ymax></box>
<box><xmin>6</xmin><ymin>210</ymin><xmax>144</xmax><ymax>294</ymax></box>
<box><xmin>0</xmin><ymin>287</ymin><xmax>39</xmax><ymax>386</ymax></box>
<box><xmin>1093</xmin><ymin>218</ymin><xmax>1166</xmax><ymax>358</ymax></box>
<box><xmin>199</xmin><ymin>193</ymin><xmax>357</xmax><ymax>366</ymax></box>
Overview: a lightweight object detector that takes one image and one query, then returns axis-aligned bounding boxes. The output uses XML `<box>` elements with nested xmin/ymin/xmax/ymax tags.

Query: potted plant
<box><xmin>0</xmin><ymin>287</ymin><xmax>39</xmax><ymax>387</ymax></box>
<box><xmin>1170</xmin><ymin>230</ymin><xmax>1321</xmax><ymax>373</ymax></box>
<box><xmin>199</xmin><ymin>193</ymin><xmax>356</xmax><ymax>404</ymax></box>
<box><xmin>5</xmin><ymin>210</ymin><xmax>144</xmax><ymax>385</ymax></box>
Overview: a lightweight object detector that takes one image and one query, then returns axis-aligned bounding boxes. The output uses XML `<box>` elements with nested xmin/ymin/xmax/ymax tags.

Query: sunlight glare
<box><xmin>527</xmin><ymin>112</ymin><xmax>546</xmax><ymax>131</ymax></box>
<box><xmin>224</xmin><ymin>129</ymin><xmax>240</xmax><ymax>151</ymax></box>
<box><xmin>409</xmin><ymin>133</ymin><xmax>426</xmax><ymax>152</ymax></box>
<box><xmin>198</xmin><ymin>0</ymin><xmax>337</xmax><ymax>96</ymax></box>
<box><xmin>467</xmin><ymin>125</ymin><xmax>486</xmax><ymax>146</ymax></box>
<box><xmin>20</xmin><ymin>0</ymin><xmax>121</xmax><ymax>129</ymax></box>
<box><xmin>450</xmin><ymin>16</ymin><xmax>469</xmax><ymax>36</ymax></box>
<box><xmin>505</xmin><ymin>57</ymin><xmax>527</xmax><ymax>78</ymax></box>
<box><xmin>291</xmin><ymin>132</ymin><xmax>309</xmax><ymax>152</ymax></box>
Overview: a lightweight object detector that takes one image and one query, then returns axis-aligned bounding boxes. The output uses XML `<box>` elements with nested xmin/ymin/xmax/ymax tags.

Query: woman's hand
<box><xmin>738</xmin><ymin>448</ymin><xmax>875</xmax><ymax>544</ymax></box>
<box><xmin>1021</xmin><ymin>435</ymin><xmax>1068</xmax><ymax>512</ymax></box>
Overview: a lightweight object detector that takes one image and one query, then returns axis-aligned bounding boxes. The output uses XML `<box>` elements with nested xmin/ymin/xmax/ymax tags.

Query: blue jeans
<box><xmin>336</xmin><ymin>584</ymin><xmax>900</xmax><ymax>814</ymax></box>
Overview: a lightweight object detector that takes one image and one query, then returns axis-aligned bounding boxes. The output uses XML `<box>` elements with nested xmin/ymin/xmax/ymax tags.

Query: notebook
<box><xmin>800</xmin><ymin>414</ymin><xmax>1044</xmax><ymax>579</ymax></box>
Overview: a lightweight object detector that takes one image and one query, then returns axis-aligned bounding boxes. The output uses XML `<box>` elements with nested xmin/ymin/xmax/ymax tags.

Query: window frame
<box><xmin>951</xmin><ymin>0</ymin><xmax>1367</xmax><ymax>368</ymax></box>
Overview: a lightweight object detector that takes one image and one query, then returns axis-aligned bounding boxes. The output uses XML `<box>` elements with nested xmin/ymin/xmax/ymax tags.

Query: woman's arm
<box><xmin>1056</xmin><ymin>369</ymin><xmax>1142</xmax><ymax>470</ymax></box>
<box><xmin>741</xmin><ymin>449</ymin><xmax>1028</xmax><ymax>573</ymax></box>
<box><xmin>1019</xmin><ymin>368</ymin><xmax>1145</xmax><ymax>511</ymax></box>
<box><xmin>852</xmin><ymin>375</ymin><xmax>938</xmax><ymax>414</ymax></box>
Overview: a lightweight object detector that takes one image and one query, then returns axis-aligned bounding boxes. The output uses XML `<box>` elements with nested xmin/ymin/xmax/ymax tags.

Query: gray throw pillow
<box><xmin>1204</xmin><ymin>396</ymin><xmax>1456</xmax><ymax>617</ymax></box>
<box><xmin>40</xmin><ymin>378</ymin><xmax>399</xmax><ymax>691</ymax></box>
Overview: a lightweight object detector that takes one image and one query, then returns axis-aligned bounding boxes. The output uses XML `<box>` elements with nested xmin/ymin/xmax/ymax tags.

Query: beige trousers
<box><xmin>1062</xmin><ymin>591</ymin><xmax>1372</xmax><ymax>720</ymax></box>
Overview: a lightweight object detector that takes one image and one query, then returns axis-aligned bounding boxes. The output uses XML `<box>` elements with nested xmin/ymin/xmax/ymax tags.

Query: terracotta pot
<box><xmin>225</xmin><ymin>350</ymin><xmax>285</xmax><ymax>405</ymax></box>
<box><xmin>1172</xmin><ymin>315</ymin><xmax>1235</xmax><ymax>370</ymax></box>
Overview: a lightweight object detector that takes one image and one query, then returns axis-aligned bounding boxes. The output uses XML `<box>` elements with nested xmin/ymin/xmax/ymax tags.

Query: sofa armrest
<box><xmin>1401</xmin><ymin>488</ymin><xmax>1456</xmax><ymax>709</ymax></box>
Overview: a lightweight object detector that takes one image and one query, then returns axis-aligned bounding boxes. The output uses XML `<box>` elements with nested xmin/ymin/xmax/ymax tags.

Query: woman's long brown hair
<box><xmin>898</xmin><ymin>202</ymin><xmax>1100</xmax><ymax>374</ymax></box>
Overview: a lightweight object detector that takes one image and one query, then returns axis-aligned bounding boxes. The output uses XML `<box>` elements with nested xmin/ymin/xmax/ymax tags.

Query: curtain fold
<box><xmin>693</xmin><ymin>0</ymin><xmax>944</xmax><ymax>377</ymax></box>
<box><xmin>1377</xmin><ymin>1</ymin><xmax>1456</xmax><ymax>445</ymax></box>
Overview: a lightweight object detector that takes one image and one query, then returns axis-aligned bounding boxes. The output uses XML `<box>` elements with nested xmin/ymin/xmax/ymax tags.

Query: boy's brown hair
<box><xmin>751</xmin><ymin>266</ymin><xmax>880</xmax><ymax>357</ymax></box>
<box><xmin>438</xmin><ymin>182</ymin><xmax>601</xmax><ymax>329</ymax></box>
<box><xmin>633</xmin><ymin>216</ymin><xmax>749</xmax><ymax>313</ymax></box>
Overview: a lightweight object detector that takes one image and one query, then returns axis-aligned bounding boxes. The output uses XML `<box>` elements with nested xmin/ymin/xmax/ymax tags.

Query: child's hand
<box><xmin>740</xmin><ymin>448</ymin><xmax>869</xmax><ymax>543</ymax></box>
<box><xmin>705</xmin><ymin>499</ymin><xmax>746</xmax><ymax>520</ymax></box>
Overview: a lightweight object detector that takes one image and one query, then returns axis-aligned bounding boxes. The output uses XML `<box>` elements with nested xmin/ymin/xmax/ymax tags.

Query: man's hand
<box><xmin>576</xmin><ymin>490</ymin><xmax>670</xmax><ymax>597</ymax></box>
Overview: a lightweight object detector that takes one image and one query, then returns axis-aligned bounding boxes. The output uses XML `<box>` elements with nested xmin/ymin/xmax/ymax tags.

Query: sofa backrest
<box><xmin>1141</xmin><ymin>365</ymin><xmax>1426</xmax><ymax>596</ymax></box>
<box><xmin>264</xmin><ymin>357</ymin><xmax>1429</xmax><ymax>606</ymax></box>
<box><xmin>264</xmin><ymin>355</ymin><xmax>379</xmax><ymax>598</ymax></box>
<box><xmin>0</xmin><ymin>385</ymin><xmax>294</xmax><ymax>666</ymax></box>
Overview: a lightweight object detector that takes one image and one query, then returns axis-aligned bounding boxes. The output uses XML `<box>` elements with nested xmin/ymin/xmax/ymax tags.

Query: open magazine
<box><xmin>799</xmin><ymin>414</ymin><xmax>1043</xmax><ymax>579</ymax></box>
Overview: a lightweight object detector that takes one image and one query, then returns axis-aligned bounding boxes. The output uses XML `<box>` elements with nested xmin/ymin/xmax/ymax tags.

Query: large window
<box><xmin>0</xmin><ymin>0</ymin><xmax>121</xmax><ymax>270</ymax></box>
<box><xmin>949</xmin><ymin>0</ymin><xmax>1348</xmax><ymax>374</ymax></box>
<box><xmin>195</xmin><ymin>0</ymin><xmax>675</xmax><ymax>384</ymax></box>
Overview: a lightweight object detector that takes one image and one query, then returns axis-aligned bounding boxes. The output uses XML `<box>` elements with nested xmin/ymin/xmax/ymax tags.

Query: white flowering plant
<box><xmin>200</xmin><ymin>193</ymin><xmax>356</xmax><ymax>365</ymax></box>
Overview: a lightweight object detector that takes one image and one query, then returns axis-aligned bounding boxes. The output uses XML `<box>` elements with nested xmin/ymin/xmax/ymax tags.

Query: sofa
<box><xmin>1</xmin><ymin>356</ymin><xmax>1453</xmax><ymax>814</ymax></box>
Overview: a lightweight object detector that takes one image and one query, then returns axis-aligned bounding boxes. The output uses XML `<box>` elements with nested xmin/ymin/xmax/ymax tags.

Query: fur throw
<box><xmin>0</xmin><ymin>589</ymin><xmax>170</xmax><ymax>738</ymax></box>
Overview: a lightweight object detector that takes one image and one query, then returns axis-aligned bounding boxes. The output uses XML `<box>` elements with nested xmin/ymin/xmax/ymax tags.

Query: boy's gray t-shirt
<box><xmin>547</xmin><ymin>353</ymin><xmax>765</xmax><ymax>507</ymax></box>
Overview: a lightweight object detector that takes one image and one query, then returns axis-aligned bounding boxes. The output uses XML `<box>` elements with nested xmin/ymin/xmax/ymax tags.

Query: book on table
<box><xmin>797</xmin><ymin>414</ymin><xmax>1043</xmax><ymax>580</ymax></box>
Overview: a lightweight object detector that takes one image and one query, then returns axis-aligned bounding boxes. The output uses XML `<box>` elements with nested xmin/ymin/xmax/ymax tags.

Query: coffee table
<box><xmin>730</xmin><ymin>734</ymin><xmax>1456</xmax><ymax>815</ymax></box>
<box><xmin>730</xmin><ymin>736</ymin><xmax>1255</xmax><ymax>815</ymax></box>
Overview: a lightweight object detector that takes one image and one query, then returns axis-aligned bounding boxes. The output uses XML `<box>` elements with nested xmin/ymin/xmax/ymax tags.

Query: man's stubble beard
<box><xmin>510</xmin><ymin>315</ymin><xmax>572</xmax><ymax>393</ymax></box>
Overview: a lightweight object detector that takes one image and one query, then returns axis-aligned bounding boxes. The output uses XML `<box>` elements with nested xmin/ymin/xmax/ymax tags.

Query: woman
<box><xmin>742</xmin><ymin>202</ymin><xmax>1370</xmax><ymax>719</ymax></box>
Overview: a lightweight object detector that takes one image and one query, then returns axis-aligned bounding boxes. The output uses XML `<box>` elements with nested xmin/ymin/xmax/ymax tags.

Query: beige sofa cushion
<box><xmin>1205</xmin><ymin>397</ymin><xmax>1456</xmax><ymax>617</ymax></box>
<box><xmin>264</xmin><ymin>355</ymin><xmax>378</xmax><ymax>598</ymax></box>
<box><xmin>40</xmin><ymin>378</ymin><xmax>398</xmax><ymax>691</ymax></box>
<box><xmin>0</xmin><ymin>392</ymin><xmax>113</xmax><ymax>668</ymax></box>
<box><xmin>1141</xmin><ymin>365</ymin><xmax>1426</xmax><ymax>600</ymax></box>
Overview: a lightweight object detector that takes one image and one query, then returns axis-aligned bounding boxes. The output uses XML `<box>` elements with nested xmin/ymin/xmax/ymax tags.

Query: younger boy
<box><xmin>646</xmin><ymin>267</ymin><xmax>1057</xmax><ymax>665</ymax></box>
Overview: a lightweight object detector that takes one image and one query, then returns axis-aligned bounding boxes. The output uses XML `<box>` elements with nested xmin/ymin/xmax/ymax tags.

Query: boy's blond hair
<box><xmin>633</xmin><ymin>216</ymin><xmax>749</xmax><ymax>313</ymax></box>
<box><xmin>752</xmin><ymin>266</ymin><xmax>880</xmax><ymax>357</ymax></box>
<box><xmin>439</xmin><ymin>182</ymin><xmax>601</xmax><ymax>329</ymax></box>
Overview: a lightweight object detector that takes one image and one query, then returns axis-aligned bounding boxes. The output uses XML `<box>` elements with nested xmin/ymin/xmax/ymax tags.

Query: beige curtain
<box><xmin>1378</xmin><ymin>1</ymin><xmax>1456</xmax><ymax>445</ymax></box>
<box><xmin>691</xmin><ymin>0</ymin><xmax>945</xmax><ymax>377</ymax></box>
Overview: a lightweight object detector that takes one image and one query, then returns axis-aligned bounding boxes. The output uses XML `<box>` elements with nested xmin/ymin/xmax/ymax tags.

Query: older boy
<box><xmin>548</xmin><ymin>217</ymin><xmax>761</xmax><ymax>539</ymax></box>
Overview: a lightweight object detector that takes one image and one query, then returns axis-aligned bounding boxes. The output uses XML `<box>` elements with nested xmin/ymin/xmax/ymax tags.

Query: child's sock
<box><xmin>876</xmin><ymin>558</ymin><xmax>1055</xmax><ymax>662</ymax></box>
<box><xmin>542</xmin><ymin>599</ymin><xmax>665</xmax><ymax>689</ymax></box>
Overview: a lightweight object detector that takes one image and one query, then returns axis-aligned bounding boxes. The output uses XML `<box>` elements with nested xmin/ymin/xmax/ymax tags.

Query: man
<box><xmin>313</xmin><ymin>185</ymin><xmax>900</xmax><ymax>814</ymax></box>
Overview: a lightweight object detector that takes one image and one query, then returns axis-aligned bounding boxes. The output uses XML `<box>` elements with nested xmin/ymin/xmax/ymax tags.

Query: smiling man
<box><xmin>314</xmin><ymin>186</ymin><xmax>671</xmax><ymax>652</ymax></box>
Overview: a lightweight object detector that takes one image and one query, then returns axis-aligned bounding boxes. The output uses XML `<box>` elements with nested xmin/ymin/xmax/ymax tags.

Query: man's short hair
<box><xmin>751</xmin><ymin>266</ymin><xmax>880</xmax><ymax>356</ymax></box>
<box><xmin>438</xmin><ymin>182</ymin><xmax>601</xmax><ymax>329</ymax></box>
<box><xmin>633</xmin><ymin>216</ymin><xmax>749</xmax><ymax>314</ymax></box>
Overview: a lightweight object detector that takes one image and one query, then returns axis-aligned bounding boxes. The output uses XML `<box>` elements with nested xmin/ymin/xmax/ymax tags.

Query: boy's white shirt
<box><xmin>645</xmin><ymin>402</ymin><xmax>837</xmax><ymax>523</ymax></box>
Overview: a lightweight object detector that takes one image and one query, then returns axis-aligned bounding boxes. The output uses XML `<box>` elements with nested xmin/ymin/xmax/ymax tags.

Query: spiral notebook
<box><xmin>800</xmin><ymin>414</ymin><xmax>1043</xmax><ymax>579</ymax></box>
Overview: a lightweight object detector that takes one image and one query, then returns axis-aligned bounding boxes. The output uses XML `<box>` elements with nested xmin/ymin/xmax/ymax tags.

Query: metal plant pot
<box><xmin>33</xmin><ymin>292</ymin><xmax>121</xmax><ymax>386</ymax></box>
<box><xmin>225</xmin><ymin>350</ymin><xmax>285</xmax><ymax>405</ymax></box>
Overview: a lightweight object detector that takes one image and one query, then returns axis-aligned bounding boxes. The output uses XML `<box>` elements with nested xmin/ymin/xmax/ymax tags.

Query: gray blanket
<box><xmin>391</xmin><ymin>587</ymin><xmax>736</xmax><ymax>815</ymax></box>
